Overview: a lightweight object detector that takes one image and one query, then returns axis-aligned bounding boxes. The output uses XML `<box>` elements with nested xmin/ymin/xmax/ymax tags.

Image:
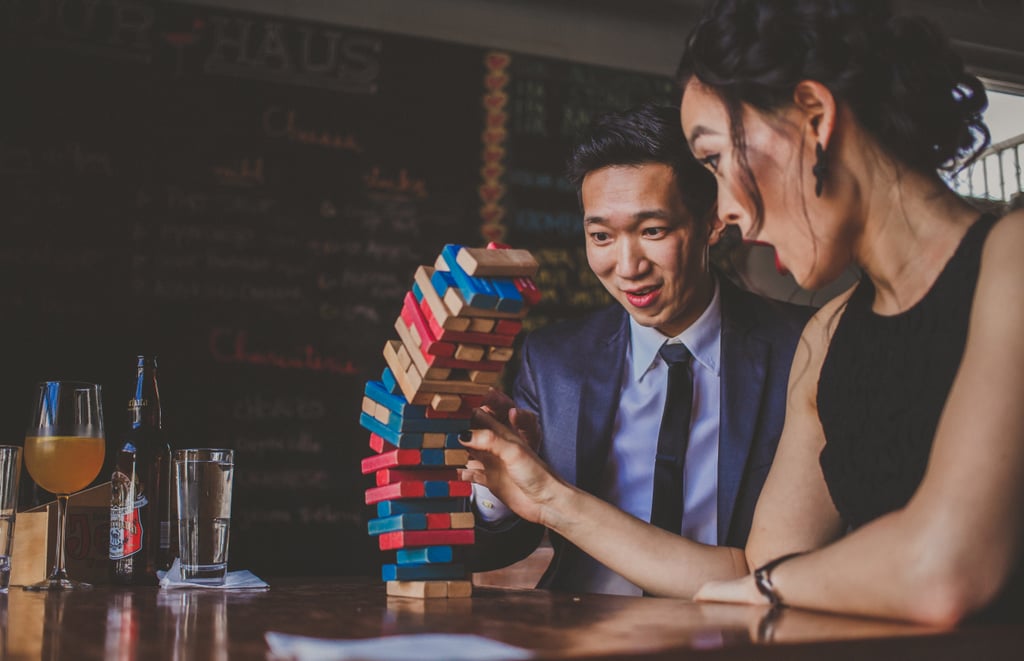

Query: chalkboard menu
<box><xmin>0</xmin><ymin>2</ymin><xmax>675</xmax><ymax>575</ymax></box>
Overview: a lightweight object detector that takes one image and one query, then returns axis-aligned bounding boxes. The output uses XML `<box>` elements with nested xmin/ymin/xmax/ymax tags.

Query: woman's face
<box><xmin>680</xmin><ymin>79</ymin><xmax>851</xmax><ymax>290</ymax></box>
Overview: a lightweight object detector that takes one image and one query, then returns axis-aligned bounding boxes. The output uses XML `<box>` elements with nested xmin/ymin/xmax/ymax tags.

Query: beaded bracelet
<box><xmin>753</xmin><ymin>552</ymin><xmax>806</xmax><ymax>607</ymax></box>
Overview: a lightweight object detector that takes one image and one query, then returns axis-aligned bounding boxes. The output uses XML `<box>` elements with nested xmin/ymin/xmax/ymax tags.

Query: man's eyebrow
<box><xmin>584</xmin><ymin>209</ymin><xmax>671</xmax><ymax>226</ymax></box>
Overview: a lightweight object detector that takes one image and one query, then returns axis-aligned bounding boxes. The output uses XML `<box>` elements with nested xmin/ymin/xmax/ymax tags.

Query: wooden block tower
<box><xmin>359</xmin><ymin>242</ymin><xmax>539</xmax><ymax>598</ymax></box>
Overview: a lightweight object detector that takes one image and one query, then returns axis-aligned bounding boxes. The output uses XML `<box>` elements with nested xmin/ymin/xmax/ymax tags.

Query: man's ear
<box><xmin>707</xmin><ymin>209</ymin><xmax>727</xmax><ymax>246</ymax></box>
<box><xmin>792</xmin><ymin>80</ymin><xmax>837</xmax><ymax>150</ymax></box>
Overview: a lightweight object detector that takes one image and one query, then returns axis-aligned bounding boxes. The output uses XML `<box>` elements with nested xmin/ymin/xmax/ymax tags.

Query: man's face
<box><xmin>582</xmin><ymin>163</ymin><xmax>713</xmax><ymax>337</ymax></box>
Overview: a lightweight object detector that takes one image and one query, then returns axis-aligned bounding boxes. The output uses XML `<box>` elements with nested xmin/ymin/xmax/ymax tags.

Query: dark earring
<box><xmin>812</xmin><ymin>143</ymin><xmax>828</xmax><ymax>198</ymax></box>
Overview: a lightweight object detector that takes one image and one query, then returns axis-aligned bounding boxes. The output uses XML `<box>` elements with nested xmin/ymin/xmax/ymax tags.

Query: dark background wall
<box><xmin>0</xmin><ymin>0</ymin><xmax>674</xmax><ymax>576</ymax></box>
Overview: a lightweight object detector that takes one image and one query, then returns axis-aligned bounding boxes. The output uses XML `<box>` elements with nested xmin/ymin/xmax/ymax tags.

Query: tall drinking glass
<box><xmin>22</xmin><ymin>381</ymin><xmax>105</xmax><ymax>591</ymax></box>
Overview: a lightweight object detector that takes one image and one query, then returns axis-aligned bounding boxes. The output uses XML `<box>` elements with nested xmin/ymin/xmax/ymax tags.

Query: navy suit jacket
<box><xmin>471</xmin><ymin>277</ymin><xmax>813</xmax><ymax>591</ymax></box>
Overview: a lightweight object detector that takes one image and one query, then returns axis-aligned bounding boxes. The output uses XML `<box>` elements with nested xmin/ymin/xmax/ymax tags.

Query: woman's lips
<box><xmin>624</xmin><ymin>286</ymin><xmax>661</xmax><ymax>308</ymax></box>
<box><xmin>743</xmin><ymin>239</ymin><xmax>789</xmax><ymax>275</ymax></box>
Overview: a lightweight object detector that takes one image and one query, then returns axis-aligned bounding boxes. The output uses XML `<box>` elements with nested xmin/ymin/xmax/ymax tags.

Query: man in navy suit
<box><xmin>471</xmin><ymin>104</ymin><xmax>812</xmax><ymax>595</ymax></box>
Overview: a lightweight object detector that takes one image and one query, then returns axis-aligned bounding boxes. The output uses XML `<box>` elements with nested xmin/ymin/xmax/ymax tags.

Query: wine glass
<box><xmin>22</xmin><ymin>381</ymin><xmax>105</xmax><ymax>591</ymax></box>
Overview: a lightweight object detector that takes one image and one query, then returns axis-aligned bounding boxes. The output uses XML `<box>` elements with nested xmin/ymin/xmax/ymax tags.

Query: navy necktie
<box><xmin>650</xmin><ymin>342</ymin><xmax>693</xmax><ymax>534</ymax></box>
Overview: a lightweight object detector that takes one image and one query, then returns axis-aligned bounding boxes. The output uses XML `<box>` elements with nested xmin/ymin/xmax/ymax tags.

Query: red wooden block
<box><xmin>369</xmin><ymin>433</ymin><xmax>386</xmax><ymax>453</ymax></box>
<box><xmin>493</xmin><ymin>319</ymin><xmax>522</xmax><ymax>336</ymax></box>
<box><xmin>448</xmin><ymin>481</ymin><xmax>472</xmax><ymax>497</ymax></box>
<box><xmin>376</xmin><ymin>468</ymin><xmax>460</xmax><ymax>486</ymax></box>
<box><xmin>365</xmin><ymin>481</ymin><xmax>425</xmax><ymax>504</ymax></box>
<box><xmin>378</xmin><ymin>529</ymin><xmax>475</xmax><ymax>550</ymax></box>
<box><xmin>426</xmin><ymin>513</ymin><xmax>451</xmax><ymax>529</ymax></box>
<box><xmin>514</xmin><ymin>276</ymin><xmax>542</xmax><ymax>306</ymax></box>
<box><xmin>424</xmin><ymin>404</ymin><xmax>475</xmax><ymax>419</ymax></box>
<box><xmin>361</xmin><ymin>449</ymin><xmax>421</xmax><ymax>474</ymax></box>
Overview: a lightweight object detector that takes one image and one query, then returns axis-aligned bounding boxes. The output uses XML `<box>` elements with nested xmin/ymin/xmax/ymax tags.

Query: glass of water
<box><xmin>0</xmin><ymin>446</ymin><xmax>21</xmax><ymax>592</ymax></box>
<box><xmin>174</xmin><ymin>449</ymin><xmax>233</xmax><ymax>585</ymax></box>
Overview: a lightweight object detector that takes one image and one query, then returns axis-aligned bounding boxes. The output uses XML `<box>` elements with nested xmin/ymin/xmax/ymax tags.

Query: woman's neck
<box><xmin>853</xmin><ymin>164</ymin><xmax>980</xmax><ymax>315</ymax></box>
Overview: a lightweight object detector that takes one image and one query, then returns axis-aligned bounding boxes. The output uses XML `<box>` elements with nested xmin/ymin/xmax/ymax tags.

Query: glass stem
<box><xmin>49</xmin><ymin>494</ymin><xmax>70</xmax><ymax>581</ymax></box>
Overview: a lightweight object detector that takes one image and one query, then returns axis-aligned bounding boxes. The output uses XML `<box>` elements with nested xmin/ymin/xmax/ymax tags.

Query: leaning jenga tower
<box><xmin>359</xmin><ymin>242</ymin><xmax>540</xmax><ymax>598</ymax></box>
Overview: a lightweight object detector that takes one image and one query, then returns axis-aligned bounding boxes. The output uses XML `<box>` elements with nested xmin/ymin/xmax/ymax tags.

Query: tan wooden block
<box><xmin>396</xmin><ymin>343</ymin><xmax>413</xmax><ymax>371</ymax></box>
<box><xmin>444</xmin><ymin>449</ymin><xmax>470</xmax><ymax>466</ymax></box>
<box><xmin>487</xmin><ymin>346</ymin><xmax>515</xmax><ymax>362</ymax></box>
<box><xmin>414</xmin><ymin>266</ymin><xmax>471</xmax><ymax>331</ymax></box>
<box><xmin>399</xmin><ymin>359</ymin><xmax>492</xmax><ymax>397</ymax></box>
<box><xmin>467</xmin><ymin>317</ymin><xmax>496</xmax><ymax>333</ymax></box>
<box><xmin>469</xmin><ymin>370</ymin><xmax>502</xmax><ymax>386</ymax></box>
<box><xmin>387</xmin><ymin>580</ymin><xmax>448</xmax><ymax>598</ymax></box>
<box><xmin>442</xmin><ymin>287</ymin><xmax>527</xmax><ymax>319</ymax></box>
<box><xmin>454</xmin><ymin>344</ymin><xmax>485</xmax><ymax>362</ymax></box>
<box><xmin>404</xmin><ymin>356</ymin><xmax>451</xmax><ymax>385</ymax></box>
<box><xmin>434</xmin><ymin>254</ymin><xmax>448</xmax><ymax>271</ymax></box>
<box><xmin>383</xmin><ymin>340</ymin><xmax>434</xmax><ymax>404</ymax></box>
<box><xmin>373</xmin><ymin>402</ymin><xmax>391</xmax><ymax>424</ymax></box>
<box><xmin>408</xmin><ymin>322</ymin><xmax>423</xmax><ymax>348</ymax></box>
<box><xmin>450</xmin><ymin>512</ymin><xmax>475</xmax><ymax>529</ymax></box>
<box><xmin>395</xmin><ymin>320</ymin><xmax>451</xmax><ymax>381</ymax></box>
<box><xmin>361</xmin><ymin>396</ymin><xmax>376</xmax><ymax>416</ymax></box>
<box><xmin>431</xmin><ymin>393</ymin><xmax>462</xmax><ymax>412</ymax></box>
<box><xmin>446</xmin><ymin>580</ymin><xmax>473</xmax><ymax>598</ymax></box>
<box><xmin>456</xmin><ymin>246</ymin><xmax>539</xmax><ymax>277</ymax></box>
<box><xmin>422</xmin><ymin>432</ymin><xmax>447</xmax><ymax>449</ymax></box>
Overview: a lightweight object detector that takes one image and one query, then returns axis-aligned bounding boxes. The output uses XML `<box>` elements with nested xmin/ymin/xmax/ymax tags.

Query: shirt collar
<box><xmin>629</xmin><ymin>278</ymin><xmax>722</xmax><ymax>382</ymax></box>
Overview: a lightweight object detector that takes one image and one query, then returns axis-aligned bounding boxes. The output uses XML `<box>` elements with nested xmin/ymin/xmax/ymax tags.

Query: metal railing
<box><xmin>949</xmin><ymin>133</ymin><xmax>1024</xmax><ymax>204</ymax></box>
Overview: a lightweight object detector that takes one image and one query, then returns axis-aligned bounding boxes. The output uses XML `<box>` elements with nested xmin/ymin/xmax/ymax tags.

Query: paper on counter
<box><xmin>264</xmin><ymin>632</ymin><xmax>534</xmax><ymax>661</ymax></box>
<box><xmin>158</xmin><ymin>558</ymin><xmax>269</xmax><ymax>590</ymax></box>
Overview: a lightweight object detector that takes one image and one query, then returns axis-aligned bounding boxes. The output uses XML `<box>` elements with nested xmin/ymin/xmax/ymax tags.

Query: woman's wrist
<box><xmin>538</xmin><ymin>479</ymin><xmax>582</xmax><ymax>533</ymax></box>
<box><xmin>753</xmin><ymin>552</ymin><xmax>806</xmax><ymax>607</ymax></box>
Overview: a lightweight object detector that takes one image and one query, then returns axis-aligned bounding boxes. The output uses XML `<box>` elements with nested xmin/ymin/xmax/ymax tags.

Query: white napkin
<box><xmin>264</xmin><ymin>632</ymin><xmax>533</xmax><ymax>661</ymax></box>
<box><xmin>158</xmin><ymin>558</ymin><xmax>269</xmax><ymax>590</ymax></box>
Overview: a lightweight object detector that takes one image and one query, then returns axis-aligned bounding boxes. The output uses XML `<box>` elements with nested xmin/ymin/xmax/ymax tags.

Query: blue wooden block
<box><xmin>424</xmin><ymin>480</ymin><xmax>453</xmax><ymax>498</ymax></box>
<box><xmin>491</xmin><ymin>277</ymin><xmax>524</xmax><ymax>313</ymax></box>
<box><xmin>381</xmin><ymin>368</ymin><xmax>400</xmax><ymax>394</ymax></box>
<box><xmin>430</xmin><ymin>269</ymin><xmax>457</xmax><ymax>297</ymax></box>
<box><xmin>444</xmin><ymin>432</ymin><xmax>465</xmax><ymax>449</ymax></box>
<box><xmin>368</xmin><ymin>513</ymin><xmax>427</xmax><ymax>536</ymax></box>
<box><xmin>360</xmin><ymin>413</ymin><xmax>424</xmax><ymax>449</ymax></box>
<box><xmin>387</xmin><ymin>413</ymin><xmax>471</xmax><ymax>434</ymax></box>
<box><xmin>412</xmin><ymin>282</ymin><xmax>424</xmax><ymax>302</ymax></box>
<box><xmin>381</xmin><ymin>562</ymin><xmax>466</xmax><ymax>582</ymax></box>
<box><xmin>366</xmin><ymin>381</ymin><xmax>426</xmax><ymax>418</ymax></box>
<box><xmin>377</xmin><ymin>499</ymin><xmax>465</xmax><ymax>517</ymax></box>
<box><xmin>396</xmin><ymin>546</ymin><xmax>454</xmax><ymax>565</ymax></box>
<box><xmin>419</xmin><ymin>449</ymin><xmax>446</xmax><ymax>466</ymax></box>
<box><xmin>442</xmin><ymin>244</ymin><xmax>498</xmax><ymax>309</ymax></box>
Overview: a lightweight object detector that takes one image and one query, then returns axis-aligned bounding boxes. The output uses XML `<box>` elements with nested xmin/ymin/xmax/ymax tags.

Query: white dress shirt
<box><xmin>475</xmin><ymin>282</ymin><xmax>722</xmax><ymax>596</ymax></box>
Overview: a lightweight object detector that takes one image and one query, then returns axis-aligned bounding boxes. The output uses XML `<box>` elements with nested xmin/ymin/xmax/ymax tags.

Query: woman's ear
<box><xmin>792</xmin><ymin>80</ymin><xmax>837</xmax><ymax>150</ymax></box>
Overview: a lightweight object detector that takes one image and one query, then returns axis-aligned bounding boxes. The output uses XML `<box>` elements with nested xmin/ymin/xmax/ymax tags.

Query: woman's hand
<box><xmin>459</xmin><ymin>405</ymin><xmax>565</xmax><ymax>527</ymax></box>
<box><xmin>694</xmin><ymin>574</ymin><xmax>770</xmax><ymax>606</ymax></box>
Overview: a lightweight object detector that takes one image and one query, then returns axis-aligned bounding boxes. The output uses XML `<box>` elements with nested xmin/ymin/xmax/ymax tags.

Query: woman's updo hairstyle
<box><xmin>678</xmin><ymin>0</ymin><xmax>990</xmax><ymax>176</ymax></box>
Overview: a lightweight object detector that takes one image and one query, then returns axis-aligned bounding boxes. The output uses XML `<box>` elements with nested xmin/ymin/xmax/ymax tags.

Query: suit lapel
<box><xmin>717</xmin><ymin>282</ymin><xmax>769</xmax><ymax>543</ymax></box>
<box><xmin>574</xmin><ymin>308</ymin><xmax>629</xmax><ymax>493</ymax></box>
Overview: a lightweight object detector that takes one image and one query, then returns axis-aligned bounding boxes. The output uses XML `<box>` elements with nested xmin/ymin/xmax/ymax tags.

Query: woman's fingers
<box><xmin>509</xmin><ymin>407</ymin><xmax>541</xmax><ymax>450</ymax></box>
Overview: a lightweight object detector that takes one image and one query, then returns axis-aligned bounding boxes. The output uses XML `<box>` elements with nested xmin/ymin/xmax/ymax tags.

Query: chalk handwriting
<box><xmin>363</xmin><ymin>167</ymin><xmax>428</xmax><ymax>198</ymax></box>
<box><xmin>262</xmin><ymin>106</ymin><xmax>362</xmax><ymax>152</ymax></box>
<box><xmin>209</xmin><ymin>328</ymin><xmax>359</xmax><ymax>375</ymax></box>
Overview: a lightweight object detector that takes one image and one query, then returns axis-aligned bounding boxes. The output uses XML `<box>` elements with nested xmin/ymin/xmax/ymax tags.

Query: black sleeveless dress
<box><xmin>817</xmin><ymin>214</ymin><xmax>1023</xmax><ymax>618</ymax></box>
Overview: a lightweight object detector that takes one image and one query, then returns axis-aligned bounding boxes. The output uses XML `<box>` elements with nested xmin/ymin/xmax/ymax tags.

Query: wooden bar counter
<box><xmin>3</xmin><ymin>578</ymin><xmax>1022</xmax><ymax>660</ymax></box>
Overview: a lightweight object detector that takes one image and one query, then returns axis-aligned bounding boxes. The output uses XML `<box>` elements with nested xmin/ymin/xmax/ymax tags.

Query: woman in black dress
<box><xmin>460</xmin><ymin>0</ymin><xmax>1024</xmax><ymax>624</ymax></box>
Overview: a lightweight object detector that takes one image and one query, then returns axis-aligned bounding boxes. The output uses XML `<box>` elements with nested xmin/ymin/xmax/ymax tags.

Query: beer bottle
<box><xmin>109</xmin><ymin>355</ymin><xmax>173</xmax><ymax>584</ymax></box>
